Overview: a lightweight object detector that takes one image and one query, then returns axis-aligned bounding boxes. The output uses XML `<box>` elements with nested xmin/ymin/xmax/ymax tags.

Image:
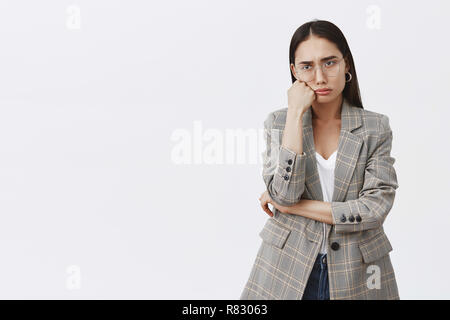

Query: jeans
<box><xmin>302</xmin><ymin>253</ymin><xmax>330</xmax><ymax>300</ymax></box>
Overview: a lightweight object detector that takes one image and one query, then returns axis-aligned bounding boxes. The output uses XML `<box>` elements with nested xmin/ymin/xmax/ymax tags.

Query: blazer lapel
<box><xmin>301</xmin><ymin>97</ymin><xmax>363</xmax><ymax>203</ymax></box>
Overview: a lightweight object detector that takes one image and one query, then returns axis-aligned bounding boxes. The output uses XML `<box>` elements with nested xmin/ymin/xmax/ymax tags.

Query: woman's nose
<box><xmin>314</xmin><ymin>67</ymin><xmax>326</xmax><ymax>82</ymax></box>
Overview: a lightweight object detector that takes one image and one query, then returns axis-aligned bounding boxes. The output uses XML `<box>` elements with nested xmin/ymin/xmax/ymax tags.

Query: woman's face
<box><xmin>290</xmin><ymin>35</ymin><xmax>350</xmax><ymax>104</ymax></box>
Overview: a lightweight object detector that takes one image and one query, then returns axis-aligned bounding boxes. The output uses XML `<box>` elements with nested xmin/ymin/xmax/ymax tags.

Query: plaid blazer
<box><xmin>240</xmin><ymin>97</ymin><xmax>400</xmax><ymax>300</ymax></box>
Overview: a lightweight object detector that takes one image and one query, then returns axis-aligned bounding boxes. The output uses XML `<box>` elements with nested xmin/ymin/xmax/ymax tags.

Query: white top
<box><xmin>315</xmin><ymin>150</ymin><xmax>337</xmax><ymax>254</ymax></box>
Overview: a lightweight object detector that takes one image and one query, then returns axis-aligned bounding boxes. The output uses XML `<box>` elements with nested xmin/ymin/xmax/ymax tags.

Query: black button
<box><xmin>340</xmin><ymin>214</ymin><xmax>346</xmax><ymax>223</ymax></box>
<box><xmin>286</xmin><ymin>166</ymin><xmax>291</xmax><ymax>172</ymax></box>
<box><xmin>349</xmin><ymin>215</ymin><xmax>355</xmax><ymax>222</ymax></box>
<box><xmin>287</xmin><ymin>159</ymin><xmax>293</xmax><ymax>165</ymax></box>
<box><xmin>331</xmin><ymin>242</ymin><xmax>340</xmax><ymax>251</ymax></box>
<box><xmin>356</xmin><ymin>214</ymin><xmax>362</xmax><ymax>222</ymax></box>
<box><xmin>283</xmin><ymin>175</ymin><xmax>289</xmax><ymax>181</ymax></box>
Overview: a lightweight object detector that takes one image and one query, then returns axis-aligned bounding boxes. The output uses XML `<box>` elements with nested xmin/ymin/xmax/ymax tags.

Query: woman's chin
<box><xmin>316</xmin><ymin>94</ymin><xmax>334</xmax><ymax>101</ymax></box>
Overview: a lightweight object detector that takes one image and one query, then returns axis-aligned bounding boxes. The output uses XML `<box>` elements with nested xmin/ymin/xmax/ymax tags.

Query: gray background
<box><xmin>0</xmin><ymin>0</ymin><xmax>447</xmax><ymax>299</ymax></box>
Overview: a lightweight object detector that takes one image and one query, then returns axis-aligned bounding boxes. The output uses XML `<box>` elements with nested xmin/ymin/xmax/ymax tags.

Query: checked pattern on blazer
<box><xmin>240</xmin><ymin>97</ymin><xmax>400</xmax><ymax>300</ymax></box>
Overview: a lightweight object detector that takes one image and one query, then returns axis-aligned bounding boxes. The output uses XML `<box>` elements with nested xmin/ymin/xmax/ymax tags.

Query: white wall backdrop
<box><xmin>0</xmin><ymin>0</ymin><xmax>448</xmax><ymax>299</ymax></box>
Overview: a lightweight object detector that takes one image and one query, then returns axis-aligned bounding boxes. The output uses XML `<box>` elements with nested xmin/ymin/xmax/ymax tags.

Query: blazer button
<box><xmin>340</xmin><ymin>214</ymin><xmax>346</xmax><ymax>223</ymax></box>
<box><xmin>356</xmin><ymin>214</ymin><xmax>362</xmax><ymax>222</ymax></box>
<box><xmin>283</xmin><ymin>175</ymin><xmax>289</xmax><ymax>181</ymax></box>
<box><xmin>286</xmin><ymin>166</ymin><xmax>291</xmax><ymax>172</ymax></box>
<box><xmin>331</xmin><ymin>242</ymin><xmax>340</xmax><ymax>251</ymax></box>
<box><xmin>349</xmin><ymin>215</ymin><xmax>355</xmax><ymax>222</ymax></box>
<box><xmin>287</xmin><ymin>159</ymin><xmax>293</xmax><ymax>165</ymax></box>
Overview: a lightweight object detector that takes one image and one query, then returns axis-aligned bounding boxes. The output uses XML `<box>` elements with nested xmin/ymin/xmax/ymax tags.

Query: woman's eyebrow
<box><xmin>298</xmin><ymin>55</ymin><xmax>338</xmax><ymax>64</ymax></box>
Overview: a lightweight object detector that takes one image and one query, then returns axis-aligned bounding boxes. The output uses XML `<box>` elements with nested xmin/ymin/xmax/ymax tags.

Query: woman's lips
<box><xmin>315</xmin><ymin>89</ymin><xmax>332</xmax><ymax>95</ymax></box>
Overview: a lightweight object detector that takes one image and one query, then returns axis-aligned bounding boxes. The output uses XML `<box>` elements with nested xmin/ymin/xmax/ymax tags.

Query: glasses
<box><xmin>295</xmin><ymin>57</ymin><xmax>344</xmax><ymax>82</ymax></box>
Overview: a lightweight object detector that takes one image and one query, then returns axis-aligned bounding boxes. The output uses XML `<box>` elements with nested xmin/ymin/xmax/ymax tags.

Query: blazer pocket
<box><xmin>259</xmin><ymin>218</ymin><xmax>291</xmax><ymax>249</ymax></box>
<box><xmin>358</xmin><ymin>230</ymin><xmax>393</xmax><ymax>264</ymax></box>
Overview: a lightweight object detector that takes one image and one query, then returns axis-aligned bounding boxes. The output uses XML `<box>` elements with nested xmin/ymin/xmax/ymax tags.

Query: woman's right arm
<box><xmin>262</xmin><ymin>80</ymin><xmax>315</xmax><ymax>206</ymax></box>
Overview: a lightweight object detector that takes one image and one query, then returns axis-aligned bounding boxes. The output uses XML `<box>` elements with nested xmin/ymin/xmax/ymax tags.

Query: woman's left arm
<box><xmin>269</xmin><ymin>197</ymin><xmax>334</xmax><ymax>224</ymax></box>
<box><xmin>263</xmin><ymin>115</ymin><xmax>399</xmax><ymax>233</ymax></box>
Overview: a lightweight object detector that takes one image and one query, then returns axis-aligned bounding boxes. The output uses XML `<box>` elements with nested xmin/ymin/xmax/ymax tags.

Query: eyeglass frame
<box><xmin>293</xmin><ymin>56</ymin><xmax>345</xmax><ymax>82</ymax></box>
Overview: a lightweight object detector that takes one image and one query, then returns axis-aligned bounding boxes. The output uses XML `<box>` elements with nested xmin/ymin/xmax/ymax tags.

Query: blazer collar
<box><xmin>301</xmin><ymin>97</ymin><xmax>363</xmax><ymax>204</ymax></box>
<box><xmin>301</xmin><ymin>96</ymin><xmax>362</xmax><ymax>132</ymax></box>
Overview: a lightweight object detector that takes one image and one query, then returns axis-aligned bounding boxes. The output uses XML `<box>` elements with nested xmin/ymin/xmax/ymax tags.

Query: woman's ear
<box><xmin>344</xmin><ymin>58</ymin><xmax>350</xmax><ymax>73</ymax></box>
<box><xmin>290</xmin><ymin>63</ymin><xmax>298</xmax><ymax>80</ymax></box>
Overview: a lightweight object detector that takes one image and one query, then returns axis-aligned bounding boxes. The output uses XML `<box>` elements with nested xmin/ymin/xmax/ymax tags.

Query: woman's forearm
<box><xmin>281</xmin><ymin>108</ymin><xmax>305</xmax><ymax>155</ymax></box>
<box><xmin>279</xmin><ymin>199</ymin><xmax>334</xmax><ymax>225</ymax></box>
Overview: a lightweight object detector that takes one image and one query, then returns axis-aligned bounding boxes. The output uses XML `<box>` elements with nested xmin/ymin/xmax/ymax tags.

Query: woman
<box><xmin>240</xmin><ymin>19</ymin><xmax>399</xmax><ymax>300</ymax></box>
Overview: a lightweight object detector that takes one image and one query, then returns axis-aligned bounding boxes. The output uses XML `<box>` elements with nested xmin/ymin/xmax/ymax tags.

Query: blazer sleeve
<box><xmin>330</xmin><ymin>114</ymin><xmax>399</xmax><ymax>233</ymax></box>
<box><xmin>262</xmin><ymin>112</ymin><xmax>307</xmax><ymax>206</ymax></box>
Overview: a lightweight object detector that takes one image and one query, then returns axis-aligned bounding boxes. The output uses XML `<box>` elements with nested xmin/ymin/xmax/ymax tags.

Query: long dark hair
<box><xmin>289</xmin><ymin>19</ymin><xmax>363</xmax><ymax>109</ymax></box>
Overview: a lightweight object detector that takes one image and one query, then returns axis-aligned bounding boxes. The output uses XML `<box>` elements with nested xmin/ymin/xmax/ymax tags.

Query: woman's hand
<box><xmin>287</xmin><ymin>80</ymin><xmax>316</xmax><ymax>116</ymax></box>
<box><xmin>259</xmin><ymin>190</ymin><xmax>290</xmax><ymax>216</ymax></box>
